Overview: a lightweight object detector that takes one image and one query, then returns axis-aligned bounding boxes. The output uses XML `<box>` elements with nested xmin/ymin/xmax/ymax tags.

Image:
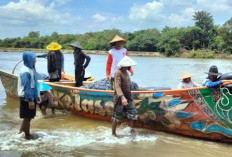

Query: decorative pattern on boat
<box><xmin>189</xmin><ymin>89</ymin><xmax>222</xmax><ymax>124</ymax></box>
<box><xmin>0</xmin><ymin>72</ymin><xmax>18</xmax><ymax>97</ymax></box>
<box><xmin>51</xmin><ymin>88</ymin><xmax>114</xmax><ymax>116</ymax></box>
<box><xmin>191</xmin><ymin>121</ymin><xmax>232</xmax><ymax>137</ymax></box>
<box><xmin>190</xmin><ymin>87</ymin><xmax>232</xmax><ymax>130</ymax></box>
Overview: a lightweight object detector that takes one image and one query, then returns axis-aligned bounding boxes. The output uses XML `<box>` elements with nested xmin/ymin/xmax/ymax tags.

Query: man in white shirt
<box><xmin>177</xmin><ymin>71</ymin><xmax>200</xmax><ymax>89</ymax></box>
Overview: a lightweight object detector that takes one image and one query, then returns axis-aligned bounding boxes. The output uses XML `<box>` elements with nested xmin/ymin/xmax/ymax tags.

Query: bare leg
<box><xmin>130</xmin><ymin>120</ymin><xmax>136</xmax><ymax>134</ymax></box>
<box><xmin>19</xmin><ymin>120</ymin><xmax>25</xmax><ymax>134</ymax></box>
<box><xmin>112</xmin><ymin>122</ymin><xmax>117</xmax><ymax>137</ymax></box>
<box><xmin>51</xmin><ymin>108</ymin><xmax>55</xmax><ymax>115</ymax></box>
<box><xmin>21</xmin><ymin>118</ymin><xmax>32</xmax><ymax>140</ymax></box>
<box><xmin>41</xmin><ymin>106</ymin><xmax>46</xmax><ymax>116</ymax></box>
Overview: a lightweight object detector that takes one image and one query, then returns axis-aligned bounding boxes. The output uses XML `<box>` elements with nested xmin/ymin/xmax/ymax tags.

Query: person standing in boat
<box><xmin>46</xmin><ymin>42</ymin><xmax>64</xmax><ymax>82</ymax></box>
<box><xmin>177</xmin><ymin>71</ymin><xmax>200</xmax><ymax>89</ymax></box>
<box><xmin>112</xmin><ymin>56</ymin><xmax>138</xmax><ymax>136</ymax></box>
<box><xmin>69</xmin><ymin>42</ymin><xmax>91</xmax><ymax>87</ymax></box>
<box><xmin>203</xmin><ymin>65</ymin><xmax>224</xmax><ymax>88</ymax></box>
<box><xmin>18</xmin><ymin>51</ymin><xmax>40</xmax><ymax>140</ymax></box>
<box><xmin>106</xmin><ymin>35</ymin><xmax>134</xmax><ymax>90</ymax></box>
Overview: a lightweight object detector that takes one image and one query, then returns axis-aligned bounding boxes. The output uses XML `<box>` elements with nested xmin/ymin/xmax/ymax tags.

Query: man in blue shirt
<box><xmin>203</xmin><ymin>65</ymin><xmax>224</xmax><ymax>88</ymax></box>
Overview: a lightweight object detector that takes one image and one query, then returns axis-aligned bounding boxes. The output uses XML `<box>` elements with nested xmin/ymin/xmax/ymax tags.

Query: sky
<box><xmin>0</xmin><ymin>0</ymin><xmax>232</xmax><ymax>39</ymax></box>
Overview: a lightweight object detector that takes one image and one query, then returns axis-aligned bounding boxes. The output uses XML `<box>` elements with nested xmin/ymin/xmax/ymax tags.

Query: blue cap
<box><xmin>39</xmin><ymin>82</ymin><xmax>52</xmax><ymax>91</ymax></box>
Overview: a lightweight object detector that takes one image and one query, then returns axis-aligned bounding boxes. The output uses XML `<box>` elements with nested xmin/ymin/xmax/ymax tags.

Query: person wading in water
<box><xmin>18</xmin><ymin>51</ymin><xmax>40</xmax><ymax>140</ymax></box>
<box><xmin>111</xmin><ymin>56</ymin><xmax>138</xmax><ymax>136</ymax></box>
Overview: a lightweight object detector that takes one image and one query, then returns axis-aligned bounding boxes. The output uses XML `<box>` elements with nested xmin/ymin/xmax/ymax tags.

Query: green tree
<box><xmin>178</xmin><ymin>26</ymin><xmax>203</xmax><ymax>50</ymax></box>
<box><xmin>157</xmin><ymin>27</ymin><xmax>181</xmax><ymax>56</ymax></box>
<box><xmin>126</xmin><ymin>29</ymin><xmax>160</xmax><ymax>51</ymax></box>
<box><xmin>218</xmin><ymin>18</ymin><xmax>232</xmax><ymax>53</ymax></box>
<box><xmin>193</xmin><ymin>11</ymin><xmax>214</xmax><ymax>48</ymax></box>
<box><xmin>28</xmin><ymin>31</ymin><xmax>40</xmax><ymax>38</ymax></box>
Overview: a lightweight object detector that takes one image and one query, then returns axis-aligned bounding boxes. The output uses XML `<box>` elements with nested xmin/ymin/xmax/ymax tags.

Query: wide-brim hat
<box><xmin>204</xmin><ymin>65</ymin><xmax>222</xmax><ymax>76</ymax></box>
<box><xmin>179</xmin><ymin>71</ymin><xmax>193</xmax><ymax>80</ymax></box>
<box><xmin>46</xmin><ymin>42</ymin><xmax>62</xmax><ymax>51</ymax></box>
<box><xmin>39</xmin><ymin>82</ymin><xmax>52</xmax><ymax>91</ymax></box>
<box><xmin>69</xmin><ymin>42</ymin><xmax>83</xmax><ymax>49</ymax></box>
<box><xmin>117</xmin><ymin>56</ymin><xmax>137</xmax><ymax>68</ymax></box>
<box><xmin>109</xmin><ymin>34</ymin><xmax>127</xmax><ymax>45</ymax></box>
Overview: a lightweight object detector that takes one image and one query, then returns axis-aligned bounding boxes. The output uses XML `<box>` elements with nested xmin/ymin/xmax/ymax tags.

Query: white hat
<box><xmin>117</xmin><ymin>56</ymin><xmax>137</xmax><ymax>68</ymax></box>
<box><xmin>179</xmin><ymin>71</ymin><xmax>193</xmax><ymax>80</ymax></box>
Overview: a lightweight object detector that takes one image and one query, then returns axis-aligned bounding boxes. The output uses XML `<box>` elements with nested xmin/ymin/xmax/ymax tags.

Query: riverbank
<box><xmin>0</xmin><ymin>47</ymin><xmax>163</xmax><ymax>57</ymax></box>
<box><xmin>1</xmin><ymin>47</ymin><xmax>232</xmax><ymax>59</ymax></box>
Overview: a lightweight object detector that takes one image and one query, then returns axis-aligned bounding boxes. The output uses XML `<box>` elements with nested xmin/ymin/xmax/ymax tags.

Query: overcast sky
<box><xmin>0</xmin><ymin>0</ymin><xmax>231</xmax><ymax>39</ymax></box>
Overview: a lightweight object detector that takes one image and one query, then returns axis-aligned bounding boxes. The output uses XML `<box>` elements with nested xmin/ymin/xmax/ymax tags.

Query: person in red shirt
<box><xmin>106</xmin><ymin>35</ymin><xmax>134</xmax><ymax>89</ymax></box>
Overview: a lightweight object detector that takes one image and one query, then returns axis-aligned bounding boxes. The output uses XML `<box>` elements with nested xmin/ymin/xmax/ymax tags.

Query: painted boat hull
<box><xmin>1</xmin><ymin>70</ymin><xmax>232</xmax><ymax>143</ymax></box>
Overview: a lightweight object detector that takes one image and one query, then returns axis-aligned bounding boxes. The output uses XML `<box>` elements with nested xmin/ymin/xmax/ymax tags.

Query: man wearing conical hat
<box><xmin>69</xmin><ymin>41</ymin><xmax>91</xmax><ymax>87</ymax></box>
<box><xmin>46</xmin><ymin>42</ymin><xmax>64</xmax><ymax>82</ymax></box>
<box><xmin>106</xmin><ymin>34</ymin><xmax>134</xmax><ymax>90</ymax></box>
<box><xmin>112</xmin><ymin>56</ymin><xmax>138</xmax><ymax>136</ymax></box>
<box><xmin>177</xmin><ymin>71</ymin><xmax>200</xmax><ymax>89</ymax></box>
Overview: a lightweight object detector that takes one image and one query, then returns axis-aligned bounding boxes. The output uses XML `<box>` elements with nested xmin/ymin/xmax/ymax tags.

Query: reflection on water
<box><xmin>1</xmin><ymin>52</ymin><xmax>232</xmax><ymax>156</ymax></box>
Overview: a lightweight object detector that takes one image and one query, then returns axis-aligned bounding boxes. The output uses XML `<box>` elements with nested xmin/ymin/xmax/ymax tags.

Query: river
<box><xmin>0</xmin><ymin>52</ymin><xmax>232</xmax><ymax>157</ymax></box>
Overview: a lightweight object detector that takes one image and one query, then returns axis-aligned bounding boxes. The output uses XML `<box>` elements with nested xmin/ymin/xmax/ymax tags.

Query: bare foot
<box><xmin>25</xmin><ymin>134</ymin><xmax>34</xmax><ymax>140</ymax></box>
<box><xmin>112</xmin><ymin>133</ymin><xmax>118</xmax><ymax>137</ymax></box>
<box><xmin>130</xmin><ymin>128</ymin><xmax>135</xmax><ymax>134</ymax></box>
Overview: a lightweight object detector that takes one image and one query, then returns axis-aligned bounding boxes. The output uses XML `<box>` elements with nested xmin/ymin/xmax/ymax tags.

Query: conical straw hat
<box><xmin>109</xmin><ymin>34</ymin><xmax>127</xmax><ymax>45</ymax></box>
<box><xmin>179</xmin><ymin>71</ymin><xmax>193</xmax><ymax>80</ymax></box>
<box><xmin>46</xmin><ymin>42</ymin><xmax>62</xmax><ymax>51</ymax></box>
<box><xmin>69</xmin><ymin>42</ymin><xmax>83</xmax><ymax>49</ymax></box>
<box><xmin>117</xmin><ymin>56</ymin><xmax>137</xmax><ymax>68</ymax></box>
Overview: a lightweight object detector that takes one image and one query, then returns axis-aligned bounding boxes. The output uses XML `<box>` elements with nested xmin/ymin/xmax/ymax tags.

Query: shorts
<box><xmin>112</xmin><ymin>100</ymin><xmax>138</xmax><ymax>123</ymax></box>
<box><xmin>19</xmin><ymin>98</ymin><xmax>37</xmax><ymax>119</ymax></box>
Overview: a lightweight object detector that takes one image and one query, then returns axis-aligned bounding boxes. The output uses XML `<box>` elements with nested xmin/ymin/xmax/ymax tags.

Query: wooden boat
<box><xmin>1</xmin><ymin>69</ymin><xmax>232</xmax><ymax>143</ymax></box>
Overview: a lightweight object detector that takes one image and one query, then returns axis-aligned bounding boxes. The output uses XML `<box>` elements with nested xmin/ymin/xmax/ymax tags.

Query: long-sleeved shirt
<box><xmin>202</xmin><ymin>78</ymin><xmax>222</xmax><ymax>88</ymax></box>
<box><xmin>114</xmin><ymin>68</ymin><xmax>132</xmax><ymax>104</ymax></box>
<box><xmin>18</xmin><ymin>52</ymin><xmax>39</xmax><ymax>101</ymax></box>
<box><xmin>106</xmin><ymin>47</ymin><xmax>133</xmax><ymax>78</ymax></box>
<box><xmin>73</xmin><ymin>50</ymin><xmax>91</xmax><ymax>69</ymax></box>
<box><xmin>47</xmin><ymin>50</ymin><xmax>64</xmax><ymax>73</ymax></box>
<box><xmin>177</xmin><ymin>81</ymin><xmax>200</xmax><ymax>89</ymax></box>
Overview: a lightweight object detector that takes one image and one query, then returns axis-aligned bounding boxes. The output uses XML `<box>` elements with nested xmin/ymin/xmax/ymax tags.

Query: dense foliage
<box><xmin>1</xmin><ymin>11</ymin><xmax>232</xmax><ymax>57</ymax></box>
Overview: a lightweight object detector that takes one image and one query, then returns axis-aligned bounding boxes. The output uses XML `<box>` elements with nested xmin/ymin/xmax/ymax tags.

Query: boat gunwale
<box><xmin>2</xmin><ymin>69</ymin><xmax>232</xmax><ymax>94</ymax></box>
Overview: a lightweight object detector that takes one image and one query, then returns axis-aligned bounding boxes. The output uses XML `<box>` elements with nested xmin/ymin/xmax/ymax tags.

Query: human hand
<box><xmin>81</xmin><ymin>68</ymin><xmax>85</xmax><ymax>76</ymax></box>
<box><xmin>29</xmin><ymin>101</ymin><xmax>35</xmax><ymax>109</ymax></box>
<box><xmin>106</xmin><ymin>76</ymin><xmax>110</xmax><ymax>81</ymax></box>
<box><xmin>121</xmin><ymin>97</ymin><xmax>128</xmax><ymax>106</ymax></box>
<box><xmin>130</xmin><ymin>71</ymin><xmax>134</xmax><ymax>76</ymax></box>
<box><xmin>37</xmin><ymin>98</ymin><xmax>41</xmax><ymax>104</ymax></box>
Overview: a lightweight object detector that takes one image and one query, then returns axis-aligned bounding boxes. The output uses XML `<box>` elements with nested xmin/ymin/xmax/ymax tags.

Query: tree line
<box><xmin>0</xmin><ymin>10</ymin><xmax>232</xmax><ymax>57</ymax></box>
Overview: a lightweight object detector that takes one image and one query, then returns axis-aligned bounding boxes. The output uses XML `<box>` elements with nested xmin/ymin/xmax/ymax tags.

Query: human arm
<box><xmin>204</xmin><ymin>80</ymin><xmax>222</xmax><ymax>88</ymax></box>
<box><xmin>21</xmin><ymin>72</ymin><xmax>35</xmax><ymax>102</ymax></box>
<box><xmin>61</xmin><ymin>53</ymin><xmax>64</xmax><ymax>73</ymax></box>
<box><xmin>192</xmin><ymin>81</ymin><xmax>200</xmax><ymax>87</ymax></box>
<box><xmin>83</xmin><ymin>53</ymin><xmax>91</xmax><ymax>69</ymax></box>
<box><xmin>21</xmin><ymin>72</ymin><xmax>36</xmax><ymax>109</ymax></box>
<box><xmin>114</xmin><ymin>71</ymin><xmax>128</xmax><ymax>106</ymax></box>
<box><xmin>126</xmin><ymin>51</ymin><xmax>133</xmax><ymax>76</ymax></box>
<box><xmin>106</xmin><ymin>53</ymin><xmax>113</xmax><ymax>81</ymax></box>
<box><xmin>177</xmin><ymin>82</ymin><xmax>184</xmax><ymax>89</ymax></box>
